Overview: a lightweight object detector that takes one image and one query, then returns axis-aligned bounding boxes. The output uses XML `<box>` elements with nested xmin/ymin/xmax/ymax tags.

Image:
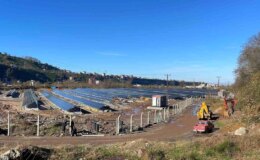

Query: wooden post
<box><xmin>37</xmin><ymin>114</ymin><xmax>40</xmax><ymax>137</ymax></box>
<box><xmin>140</xmin><ymin>112</ymin><xmax>143</xmax><ymax>128</ymax></box>
<box><xmin>130</xmin><ymin>114</ymin><xmax>133</xmax><ymax>133</ymax></box>
<box><xmin>7</xmin><ymin>111</ymin><xmax>10</xmax><ymax>136</ymax></box>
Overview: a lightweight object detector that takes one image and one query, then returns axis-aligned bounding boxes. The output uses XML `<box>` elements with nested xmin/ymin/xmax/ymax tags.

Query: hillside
<box><xmin>0</xmin><ymin>52</ymin><xmax>71</xmax><ymax>83</ymax></box>
<box><xmin>0</xmin><ymin>52</ymin><xmax>201</xmax><ymax>87</ymax></box>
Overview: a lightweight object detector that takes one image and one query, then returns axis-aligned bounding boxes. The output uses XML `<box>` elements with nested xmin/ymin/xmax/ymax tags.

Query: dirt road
<box><xmin>0</xmin><ymin>107</ymin><xmax>197</xmax><ymax>147</ymax></box>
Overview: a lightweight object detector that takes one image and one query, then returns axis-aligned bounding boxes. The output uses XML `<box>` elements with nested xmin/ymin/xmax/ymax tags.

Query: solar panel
<box><xmin>22</xmin><ymin>89</ymin><xmax>38</xmax><ymax>109</ymax></box>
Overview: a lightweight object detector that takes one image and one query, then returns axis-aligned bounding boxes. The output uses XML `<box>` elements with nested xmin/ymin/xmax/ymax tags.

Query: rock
<box><xmin>0</xmin><ymin>156</ymin><xmax>9</xmax><ymax>160</ymax></box>
<box><xmin>137</xmin><ymin>149</ymin><xmax>143</xmax><ymax>158</ymax></box>
<box><xmin>234</xmin><ymin>127</ymin><xmax>247</xmax><ymax>136</ymax></box>
<box><xmin>0</xmin><ymin>149</ymin><xmax>21</xmax><ymax>160</ymax></box>
<box><xmin>137</xmin><ymin>149</ymin><xmax>149</xmax><ymax>159</ymax></box>
<box><xmin>145</xmin><ymin>142</ymin><xmax>150</xmax><ymax>147</ymax></box>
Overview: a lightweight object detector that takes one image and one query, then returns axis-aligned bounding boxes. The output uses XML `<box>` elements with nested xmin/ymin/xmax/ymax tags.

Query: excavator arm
<box><xmin>197</xmin><ymin>102</ymin><xmax>211</xmax><ymax>120</ymax></box>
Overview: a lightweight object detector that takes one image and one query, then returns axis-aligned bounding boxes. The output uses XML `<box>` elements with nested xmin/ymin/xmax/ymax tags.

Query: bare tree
<box><xmin>235</xmin><ymin>32</ymin><xmax>260</xmax><ymax>87</ymax></box>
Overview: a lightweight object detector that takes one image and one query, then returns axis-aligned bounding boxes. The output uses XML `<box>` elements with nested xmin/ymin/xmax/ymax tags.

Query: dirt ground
<box><xmin>0</xmin><ymin>106</ymin><xmax>197</xmax><ymax>148</ymax></box>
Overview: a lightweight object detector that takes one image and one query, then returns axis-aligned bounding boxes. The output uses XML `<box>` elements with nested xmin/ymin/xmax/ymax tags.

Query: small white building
<box><xmin>30</xmin><ymin>80</ymin><xmax>35</xmax><ymax>87</ymax></box>
<box><xmin>133</xmin><ymin>84</ymin><xmax>142</xmax><ymax>87</ymax></box>
<box><xmin>196</xmin><ymin>83</ymin><xmax>206</xmax><ymax>89</ymax></box>
<box><xmin>152</xmin><ymin>95</ymin><xmax>167</xmax><ymax>107</ymax></box>
<box><xmin>95</xmin><ymin>80</ymin><xmax>100</xmax><ymax>85</ymax></box>
<box><xmin>69</xmin><ymin>77</ymin><xmax>74</xmax><ymax>81</ymax></box>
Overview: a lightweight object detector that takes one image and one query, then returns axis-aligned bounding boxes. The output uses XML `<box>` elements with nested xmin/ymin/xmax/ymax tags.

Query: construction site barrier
<box><xmin>0</xmin><ymin>98</ymin><xmax>197</xmax><ymax>137</ymax></box>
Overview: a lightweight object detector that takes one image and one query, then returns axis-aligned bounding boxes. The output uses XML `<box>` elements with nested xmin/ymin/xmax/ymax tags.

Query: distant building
<box><xmin>95</xmin><ymin>80</ymin><xmax>100</xmax><ymax>85</ymax></box>
<box><xmin>30</xmin><ymin>80</ymin><xmax>35</xmax><ymax>87</ymax></box>
<box><xmin>218</xmin><ymin>90</ymin><xmax>225</xmax><ymax>98</ymax></box>
<box><xmin>69</xmin><ymin>76</ymin><xmax>74</xmax><ymax>81</ymax></box>
<box><xmin>206</xmin><ymin>83</ymin><xmax>217</xmax><ymax>89</ymax></box>
<box><xmin>196</xmin><ymin>83</ymin><xmax>206</xmax><ymax>89</ymax></box>
<box><xmin>88</xmin><ymin>78</ymin><xmax>94</xmax><ymax>85</ymax></box>
<box><xmin>133</xmin><ymin>84</ymin><xmax>142</xmax><ymax>87</ymax></box>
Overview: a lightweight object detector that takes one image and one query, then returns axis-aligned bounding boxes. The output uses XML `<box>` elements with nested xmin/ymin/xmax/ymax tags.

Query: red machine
<box><xmin>193</xmin><ymin>120</ymin><xmax>214</xmax><ymax>133</ymax></box>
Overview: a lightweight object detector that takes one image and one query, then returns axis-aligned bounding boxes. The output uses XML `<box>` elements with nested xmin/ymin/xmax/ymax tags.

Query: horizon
<box><xmin>1</xmin><ymin>0</ymin><xmax>260</xmax><ymax>84</ymax></box>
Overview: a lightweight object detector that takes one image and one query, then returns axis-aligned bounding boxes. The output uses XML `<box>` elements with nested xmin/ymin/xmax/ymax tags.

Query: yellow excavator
<box><xmin>197</xmin><ymin>102</ymin><xmax>213</xmax><ymax>120</ymax></box>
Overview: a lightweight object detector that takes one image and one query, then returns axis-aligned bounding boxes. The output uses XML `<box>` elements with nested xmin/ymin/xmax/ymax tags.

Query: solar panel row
<box><xmin>22</xmin><ymin>89</ymin><xmax>39</xmax><ymax>109</ymax></box>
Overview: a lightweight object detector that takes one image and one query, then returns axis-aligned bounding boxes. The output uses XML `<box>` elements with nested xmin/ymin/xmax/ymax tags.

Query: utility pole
<box><xmin>217</xmin><ymin>76</ymin><xmax>221</xmax><ymax>88</ymax></box>
<box><xmin>165</xmin><ymin>74</ymin><xmax>171</xmax><ymax>105</ymax></box>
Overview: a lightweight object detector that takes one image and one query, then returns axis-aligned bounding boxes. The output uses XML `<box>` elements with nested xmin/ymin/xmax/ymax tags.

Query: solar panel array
<box><xmin>22</xmin><ymin>89</ymin><xmax>39</xmax><ymax>109</ymax></box>
<box><xmin>41</xmin><ymin>88</ymin><xmax>217</xmax><ymax>111</ymax></box>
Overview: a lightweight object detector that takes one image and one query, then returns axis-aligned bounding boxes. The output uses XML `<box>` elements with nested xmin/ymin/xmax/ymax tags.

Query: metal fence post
<box><xmin>7</xmin><ymin>111</ymin><xmax>10</xmax><ymax>136</ymax></box>
<box><xmin>115</xmin><ymin>117</ymin><xmax>118</xmax><ymax>134</ymax></box>
<box><xmin>37</xmin><ymin>114</ymin><xmax>40</xmax><ymax>137</ymax></box>
<box><xmin>116</xmin><ymin>115</ymin><xmax>121</xmax><ymax>135</ymax></box>
<box><xmin>147</xmin><ymin>111</ymin><xmax>150</xmax><ymax>126</ymax></box>
<box><xmin>167</xmin><ymin>107</ymin><xmax>170</xmax><ymax>119</ymax></box>
<box><xmin>163</xmin><ymin>108</ymin><xmax>166</xmax><ymax>121</ymax></box>
<box><xmin>69</xmin><ymin>114</ymin><xmax>72</xmax><ymax>135</ymax></box>
<box><xmin>154</xmin><ymin>110</ymin><xmax>157</xmax><ymax>124</ymax></box>
<box><xmin>158</xmin><ymin>111</ymin><xmax>160</xmax><ymax>123</ymax></box>
<box><xmin>130</xmin><ymin>114</ymin><xmax>133</xmax><ymax>133</ymax></box>
<box><xmin>140</xmin><ymin>112</ymin><xmax>143</xmax><ymax>128</ymax></box>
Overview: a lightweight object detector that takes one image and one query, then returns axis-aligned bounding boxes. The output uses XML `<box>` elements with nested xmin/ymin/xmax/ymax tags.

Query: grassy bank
<box><xmin>3</xmin><ymin>135</ymin><xmax>259</xmax><ymax>160</ymax></box>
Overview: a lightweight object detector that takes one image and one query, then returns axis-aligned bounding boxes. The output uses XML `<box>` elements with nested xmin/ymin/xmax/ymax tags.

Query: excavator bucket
<box><xmin>223</xmin><ymin>110</ymin><xmax>230</xmax><ymax>117</ymax></box>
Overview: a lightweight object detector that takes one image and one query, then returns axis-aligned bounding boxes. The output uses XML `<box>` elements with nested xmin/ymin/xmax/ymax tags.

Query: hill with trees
<box><xmin>0</xmin><ymin>52</ymin><xmax>200</xmax><ymax>88</ymax></box>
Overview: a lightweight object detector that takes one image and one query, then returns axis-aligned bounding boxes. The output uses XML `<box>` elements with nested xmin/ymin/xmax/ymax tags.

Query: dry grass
<box><xmin>4</xmin><ymin>135</ymin><xmax>258</xmax><ymax>160</ymax></box>
<box><xmin>204</xmin><ymin>97</ymin><xmax>224</xmax><ymax>112</ymax></box>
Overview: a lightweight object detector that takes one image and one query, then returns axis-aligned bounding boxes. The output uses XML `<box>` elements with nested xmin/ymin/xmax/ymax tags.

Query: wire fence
<box><xmin>0</xmin><ymin>98</ymin><xmax>198</xmax><ymax>137</ymax></box>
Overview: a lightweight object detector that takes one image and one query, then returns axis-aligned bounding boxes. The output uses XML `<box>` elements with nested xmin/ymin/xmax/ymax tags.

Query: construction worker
<box><xmin>224</xmin><ymin>95</ymin><xmax>236</xmax><ymax>116</ymax></box>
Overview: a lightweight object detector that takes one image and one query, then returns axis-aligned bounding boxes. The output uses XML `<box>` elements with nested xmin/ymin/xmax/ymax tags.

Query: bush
<box><xmin>148</xmin><ymin>150</ymin><xmax>166</xmax><ymax>160</ymax></box>
<box><xmin>236</xmin><ymin>72</ymin><xmax>260</xmax><ymax>115</ymax></box>
<box><xmin>214</xmin><ymin>140</ymin><xmax>239</xmax><ymax>158</ymax></box>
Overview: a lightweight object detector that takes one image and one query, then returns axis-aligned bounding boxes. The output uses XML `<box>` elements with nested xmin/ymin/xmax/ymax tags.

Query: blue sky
<box><xmin>1</xmin><ymin>0</ymin><xmax>260</xmax><ymax>84</ymax></box>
